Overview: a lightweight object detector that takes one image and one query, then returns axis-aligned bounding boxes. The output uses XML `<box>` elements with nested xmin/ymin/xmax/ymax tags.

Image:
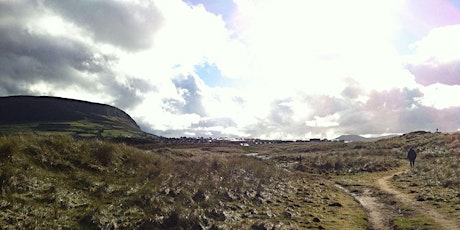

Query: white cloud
<box><xmin>404</xmin><ymin>24</ymin><xmax>460</xmax><ymax>109</ymax></box>
<box><xmin>409</xmin><ymin>25</ymin><xmax>460</xmax><ymax>63</ymax></box>
<box><xmin>226</xmin><ymin>0</ymin><xmax>416</xmax><ymax>100</ymax></box>
<box><xmin>406</xmin><ymin>25</ymin><xmax>460</xmax><ymax>87</ymax></box>
<box><xmin>419</xmin><ymin>83</ymin><xmax>460</xmax><ymax>109</ymax></box>
<box><xmin>3</xmin><ymin>0</ymin><xmax>460</xmax><ymax>139</ymax></box>
<box><xmin>306</xmin><ymin>114</ymin><xmax>340</xmax><ymax>128</ymax></box>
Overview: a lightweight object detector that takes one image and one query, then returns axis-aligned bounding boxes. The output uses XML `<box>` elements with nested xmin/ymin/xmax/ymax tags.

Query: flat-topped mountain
<box><xmin>335</xmin><ymin>134</ymin><xmax>399</xmax><ymax>142</ymax></box>
<box><xmin>0</xmin><ymin>95</ymin><xmax>147</xmax><ymax>138</ymax></box>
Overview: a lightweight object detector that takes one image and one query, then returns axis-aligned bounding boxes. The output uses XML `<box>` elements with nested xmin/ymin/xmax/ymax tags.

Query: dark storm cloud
<box><xmin>103</xmin><ymin>76</ymin><xmax>155</xmax><ymax>110</ymax></box>
<box><xmin>0</xmin><ymin>23</ymin><xmax>149</xmax><ymax>110</ymax></box>
<box><xmin>0</xmin><ymin>1</ymin><xmax>157</xmax><ymax>111</ymax></box>
<box><xmin>45</xmin><ymin>0</ymin><xmax>164</xmax><ymax>51</ymax></box>
<box><xmin>0</xmin><ymin>24</ymin><xmax>110</xmax><ymax>94</ymax></box>
<box><xmin>406</xmin><ymin>60</ymin><xmax>460</xmax><ymax>86</ymax></box>
<box><xmin>163</xmin><ymin>75</ymin><xmax>207</xmax><ymax>116</ymax></box>
<box><xmin>0</xmin><ymin>1</ymin><xmax>117</xmax><ymax>95</ymax></box>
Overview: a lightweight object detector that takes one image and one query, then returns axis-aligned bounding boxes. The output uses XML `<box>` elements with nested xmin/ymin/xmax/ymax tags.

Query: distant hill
<box><xmin>335</xmin><ymin>134</ymin><xmax>399</xmax><ymax>142</ymax></box>
<box><xmin>335</xmin><ymin>134</ymin><xmax>369</xmax><ymax>142</ymax></box>
<box><xmin>0</xmin><ymin>95</ymin><xmax>151</xmax><ymax>138</ymax></box>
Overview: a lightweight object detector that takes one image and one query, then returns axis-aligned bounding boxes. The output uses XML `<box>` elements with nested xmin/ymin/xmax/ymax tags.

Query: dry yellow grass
<box><xmin>1</xmin><ymin>131</ymin><xmax>458</xmax><ymax>229</ymax></box>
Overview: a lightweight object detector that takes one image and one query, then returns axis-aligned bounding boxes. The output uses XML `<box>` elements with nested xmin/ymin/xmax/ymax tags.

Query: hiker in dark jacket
<box><xmin>407</xmin><ymin>148</ymin><xmax>417</xmax><ymax>167</ymax></box>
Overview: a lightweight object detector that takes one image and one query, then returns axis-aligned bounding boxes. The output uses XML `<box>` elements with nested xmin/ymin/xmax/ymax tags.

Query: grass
<box><xmin>392</xmin><ymin>216</ymin><xmax>440</xmax><ymax>230</ymax></box>
<box><xmin>0</xmin><ymin>120</ymin><xmax>146</xmax><ymax>139</ymax></box>
<box><xmin>0</xmin><ymin>134</ymin><xmax>367</xmax><ymax>229</ymax></box>
<box><xmin>391</xmin><ymin>133</ymin><xmax>460</xmax><ymax>224</ymax></box>
<box><xmin>1</xmin><ymin>131</ymin><xmax>459</xmax><ymax>229</ymax></box>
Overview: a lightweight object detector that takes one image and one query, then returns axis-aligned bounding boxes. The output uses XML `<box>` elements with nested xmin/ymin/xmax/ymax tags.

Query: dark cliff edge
<box><xmin>0</xmin><ymin>95</ymin><xmax>150</xmax><ymax>138</ymax></box>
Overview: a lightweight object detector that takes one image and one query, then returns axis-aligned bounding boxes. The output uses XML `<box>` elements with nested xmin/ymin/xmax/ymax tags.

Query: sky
<box><xmin>1</xmin><ymin>0</ymin><xmax>460</xmax><ymax>139</ymax></box>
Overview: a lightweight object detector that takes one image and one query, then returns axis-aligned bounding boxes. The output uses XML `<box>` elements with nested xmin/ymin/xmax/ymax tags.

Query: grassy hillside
<box><xmin>0</xmin><ymin>96</ymin><xmax>149</xmax><ymax>138</ymax></box>
<box><xmin>1</xmin><ymin>131</ymin><xmax>458</xmax><ymax>229</ymax></box>
<box><xmin>0</xmin><ymin>119</ymin><xmax>147</xmax><ymax>139</ymax></box>
<box><xmin>391</xmin><ymin>132</ymin><xmax>460</xmax><ymax>225</ymax></box>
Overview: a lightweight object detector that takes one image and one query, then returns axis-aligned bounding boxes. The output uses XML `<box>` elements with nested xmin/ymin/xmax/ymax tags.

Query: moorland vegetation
<box><xmin>0</xmin><ymin>131</ymin><xmax>459</xmax><ymax>229</ymax></box>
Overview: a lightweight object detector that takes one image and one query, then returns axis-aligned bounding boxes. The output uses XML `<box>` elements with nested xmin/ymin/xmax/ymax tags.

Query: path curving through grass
<box><xmin>335</xmin><ymin>168</ymin><xmax>460</xmax><ymax>230</ymax></box>
<box><xmin>378</xmin><ymin>170</ymin><xmax>460</xmax><ymax>230</ymax></box>
<box><xmin>334</xmin><ymin>183</ymin><xmax>391</xmax><ymax>230</ymax></box>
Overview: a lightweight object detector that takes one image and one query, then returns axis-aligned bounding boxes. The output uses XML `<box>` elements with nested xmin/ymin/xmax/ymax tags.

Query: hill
<box><xmin>335</xmin><ymin>134</ymin><xmax>399</xmax><ymax>142</ymax></box>
<box><xmin>0</xmin><ymin>95</ymin><xmax>149</xmax><ymax>138</ymax></box>
<box><xmin>335</xmin><ymin>134</ymin><xmax>369</xmax><ymax>142</ymax></box>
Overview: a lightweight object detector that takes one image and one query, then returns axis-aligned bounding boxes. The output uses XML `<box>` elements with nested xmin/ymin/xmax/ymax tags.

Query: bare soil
<box><xmin>378</xmin><ymin>170</ymin><xmax>459</xmax><ymax>230</ymax></box>
<box><xmin>335</xmin><ymin>184</ymin><xmax>391</xmax><ymax>230</ymax></box>
<box><xmin>335</xmin><ymin>169</ymin><xmax>460</xmax><ymax>230</ymax></box>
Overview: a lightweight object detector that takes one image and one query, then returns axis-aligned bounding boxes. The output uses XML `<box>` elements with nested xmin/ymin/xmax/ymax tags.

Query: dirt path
<box><xmin>336</xmin><ymin>169</ymin><xmax>460</xmax><ymax>230</ymax></box>
<box><xmin>377</xmin><ymin>171</ymin><xmax>459</xmax><ymax>230</ymax></box>
<box><xmin>335</xmin><ymin>184</ymin><xmax>390</xmax><ymax>230</ymax></box>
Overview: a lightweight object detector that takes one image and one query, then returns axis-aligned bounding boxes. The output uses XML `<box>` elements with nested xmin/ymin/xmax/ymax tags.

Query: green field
<box><xmin>0</xmin><ymin>119</ymin><xmax>147</xmax><ymax>139</ymax></box>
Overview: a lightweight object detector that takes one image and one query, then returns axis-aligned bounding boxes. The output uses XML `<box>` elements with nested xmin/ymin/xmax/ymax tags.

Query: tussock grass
<box><xmin>390</xmin><ymin>132</ymin><xmax>460</xmax><ymax>225</ymax></box>
<box><xmin>265</xmin><ymin>131</ymin><xmax>455</xmax><ymax>176</ymax></box>
<box><xmin>265</xmin><ymin>140</ymin><xmax>405</xmax><ymax>174</ymax></box>
<box><xmin>1</xmin><ymin>134</ymin><xmax>365</xmax><ymax>229</ymax></box>
<box><xmin>3</xmin><ymin>131</ymin><xmax>453</xmax><ymax>229</ymax></box>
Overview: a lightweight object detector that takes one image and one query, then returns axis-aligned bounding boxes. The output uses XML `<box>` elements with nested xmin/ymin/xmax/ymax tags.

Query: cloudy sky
<box><xmin>2</xmin><ymin>0</ymin><xmax>460</xmax><ymax>139</ymax></box>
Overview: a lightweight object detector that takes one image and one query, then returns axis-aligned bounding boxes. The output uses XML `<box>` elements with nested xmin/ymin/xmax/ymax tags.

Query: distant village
<box><xmin>155</xmin><ymin>136</ymin><xmax>346</xmax><ymax>145</ymax></box>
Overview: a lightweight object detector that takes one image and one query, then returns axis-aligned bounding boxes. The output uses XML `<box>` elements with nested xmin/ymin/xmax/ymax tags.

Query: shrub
<box><xmin>0</xmin><ymin>139</ymin><xmax>17</xmax><ymax>159</ymax></box>
<box><xmin>92</xmin><ymin>142</ymin><xmax>116</xmax><ymax>166</ymax></box>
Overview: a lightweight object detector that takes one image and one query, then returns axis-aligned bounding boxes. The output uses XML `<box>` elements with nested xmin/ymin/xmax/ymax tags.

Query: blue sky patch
<box><xmin>195</xmin><ymin>62</ymin><xmax>241</xmax><ymax>87</ymax></box>
<box><xmin>184</xmin><ymin>0</ymin><xmax>236</xmax><ymax>22</ymax></box>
